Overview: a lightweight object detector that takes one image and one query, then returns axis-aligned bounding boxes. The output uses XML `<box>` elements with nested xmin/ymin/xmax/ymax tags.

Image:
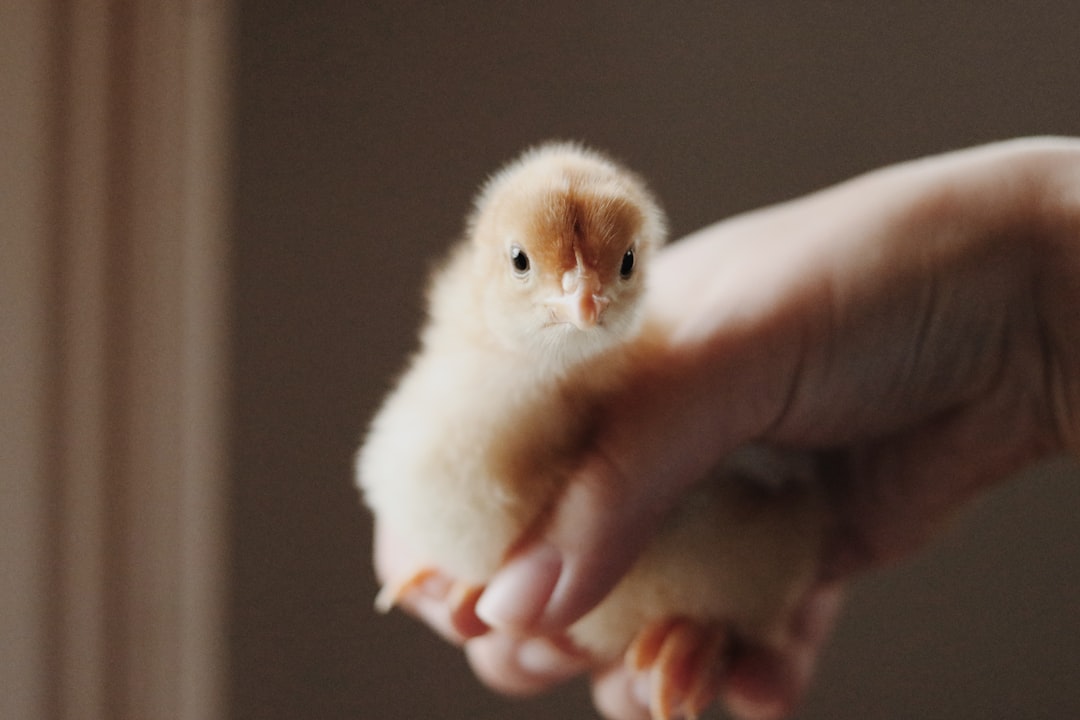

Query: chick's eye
<box><xmin>620</xmin><ymin>248</ymin><xmax>635</xmax><ymax>278</ymax></box>
<box><xmin>511</xmin><ymin>245</ymin><xmax>530</xmax><ymax>275</ymax></box>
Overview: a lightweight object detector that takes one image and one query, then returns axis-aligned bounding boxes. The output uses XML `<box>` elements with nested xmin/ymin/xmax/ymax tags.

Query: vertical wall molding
<box><xmin>1</xmin><ymin>3</ymin><xmax>232</xmax><ymax>720</ymax></box>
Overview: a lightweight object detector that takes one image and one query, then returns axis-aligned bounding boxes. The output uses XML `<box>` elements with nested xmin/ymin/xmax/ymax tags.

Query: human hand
<box><xmin>375</xmin><ymin>517</ymin><xmax>845</xmax><ymax>719</ymax></box>
<box><xmin>374</xmin><ymin>137</ymin><xmax>1080</xmax><ymax>718</ymax></box>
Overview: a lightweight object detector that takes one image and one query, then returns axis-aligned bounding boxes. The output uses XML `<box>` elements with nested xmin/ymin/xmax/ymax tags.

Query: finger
<box><xmin>587</xmin><ymin>587</ymin><xmax>843</xmax><ymax>720</ymax></box>
<box><xmin>465</xmin><ymin>632</ymin><xmax>592</xmax><ymax>697</ymax></box>
<box><xmin>591</xmin><ymin>662</ymin><xmax>652</xmax><ymax>720</ymax></box>
<box><xmin>402</xmin><ymin>588</ymin><xmax>470</xmax><ymax>646</ymax></box>
<box><xmin>475</xmin><ymin>448</ymin><xmax>690</xmax><ymax>634</ymax></box>
<box><xmin>821</xmin><ymin>390</ymin><xmax>1049</xmax><ymax>581</ymax></box>
<box><xmin>722</xmin><ymin>585</ymin><xmax>844</xmax><ymax>720</ymax></box>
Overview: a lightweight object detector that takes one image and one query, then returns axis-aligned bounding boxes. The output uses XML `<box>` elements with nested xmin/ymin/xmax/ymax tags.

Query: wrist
<box><xmin>1026</xmin><ymin>140</ymin><xmax>1080</xmax><ymax>454</ymax></box>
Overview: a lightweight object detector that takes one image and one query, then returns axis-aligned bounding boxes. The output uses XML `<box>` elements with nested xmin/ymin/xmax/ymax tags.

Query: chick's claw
<box><xmin>376</xmin><ymin>567</ymin><xmax>490</xmax><ymax>642</ymax></box>
<box><xmin>374</xmin><ymin>565</ymin><xmax>474</xmax><ymax>615</ymax></box>
<box><xmin>627</xmin><ymin>617</ymin><xmax>729</xmax><ymax>720</ymax></box>
<box><xmin>374</xmin><ymin>567</ymin><xmax>439</xmax><ymax>613</ymax></box>
<box><xmin>446</xmin><ymin>580</ymin><xmax>489</xmax><ymax>639</ymax></box>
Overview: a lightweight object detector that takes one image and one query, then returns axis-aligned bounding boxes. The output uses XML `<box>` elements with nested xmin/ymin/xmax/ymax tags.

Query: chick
<box><xmin>357</xmin><ymin>143</ymin><xmax>824</xmax><ymax>719</ymax></box>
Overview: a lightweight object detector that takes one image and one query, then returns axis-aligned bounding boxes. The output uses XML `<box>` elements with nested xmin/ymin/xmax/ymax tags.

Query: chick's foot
<box><xmin>626</xmin><ymin>617</ymin><xmax>730</xmax><ymax>720</ymax></box>
<box><xmin>376</xmin><ymin>565</ymin><xmax>479</xmax><ymax>614</ymax></box>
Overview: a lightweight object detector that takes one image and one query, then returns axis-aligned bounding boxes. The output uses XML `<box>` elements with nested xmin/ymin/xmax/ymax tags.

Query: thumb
<box><xmin>474</xmin><ymin>337</ymin><xmax>776</xmax><ymax>634</ymax></box>
<box><xmin>474</xmin><ymin>449</ymin><xmax>686</xmax><ymax>634</ymax></box>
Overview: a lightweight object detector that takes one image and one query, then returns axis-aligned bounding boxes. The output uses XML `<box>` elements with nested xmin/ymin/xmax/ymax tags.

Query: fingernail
<box><xmin>475</xmin><ymin>542</ymin><xmax>562</xmax><ymax>631</ymax></box>
<box><xmin>516</xmin><ymin>637</ymin><xmax>589</xmax><ymax>678</ymax></box>
<box><xmin>632</xmin><ymin>672</ymin><xmax>652</xmax><ymax>708</ymax></box>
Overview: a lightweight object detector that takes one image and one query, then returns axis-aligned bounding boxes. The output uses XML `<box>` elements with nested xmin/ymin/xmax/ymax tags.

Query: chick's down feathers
<box><xmin>357</xmin><ymin>143</ymin><xmax>824</xmax><ymax>719</ymax></box>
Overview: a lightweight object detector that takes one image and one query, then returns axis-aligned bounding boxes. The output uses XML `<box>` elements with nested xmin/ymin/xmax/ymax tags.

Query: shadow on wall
<box><xmin>230</xmin><ymin>3</ymin><xmax>1080</xmax><ymax>719</ymax></box>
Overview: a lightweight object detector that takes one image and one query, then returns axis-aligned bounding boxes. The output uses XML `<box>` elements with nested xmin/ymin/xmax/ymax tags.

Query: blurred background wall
<box><xmin>229</xmin><ymin>3</ymin><xmax>1080</xmax><ymax>719</ymax></box>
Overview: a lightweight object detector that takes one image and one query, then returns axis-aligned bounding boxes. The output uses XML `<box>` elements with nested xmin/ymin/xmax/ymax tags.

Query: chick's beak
<box><xmin>547</xmin><ymin>268</ymin><xmax>609</xmax><ymax>330</ymax></box>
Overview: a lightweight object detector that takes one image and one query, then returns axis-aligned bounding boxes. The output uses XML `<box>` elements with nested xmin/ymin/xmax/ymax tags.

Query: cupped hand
<box><xmin>375</xmin><ymin>518</ymin><xmax>842</xmax><ymax>719</ymax></box>
<box><xmin>372</xmin><ymin>138</ymin><xmax>1080</xmax><ymax>719</ymax></box>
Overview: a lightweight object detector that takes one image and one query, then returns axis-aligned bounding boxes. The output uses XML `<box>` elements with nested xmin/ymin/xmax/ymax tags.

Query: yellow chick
<box><xmin>356</xmin><ymin>143</ymin><xmax>824</xmax><ymax>720</ymax></box>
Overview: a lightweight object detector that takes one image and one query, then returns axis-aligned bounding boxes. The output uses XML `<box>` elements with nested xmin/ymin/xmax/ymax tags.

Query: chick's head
<box><xmin>468</xmin><ymin>143</ymin><xmax>667</xmax><ymax>367</ymax></box>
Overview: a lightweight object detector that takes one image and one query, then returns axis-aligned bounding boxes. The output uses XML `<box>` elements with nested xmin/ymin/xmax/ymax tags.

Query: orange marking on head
<box><xmin>525</xmin><ymin>182</ymin><xmax>645</xmax><ymax>283</ymax></box>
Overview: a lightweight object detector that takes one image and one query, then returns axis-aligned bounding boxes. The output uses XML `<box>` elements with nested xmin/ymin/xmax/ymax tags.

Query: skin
<box><xmin>373</xmin><ymin>137</ymin><xmax>1080</xmax><ymax>719</ymax></box>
